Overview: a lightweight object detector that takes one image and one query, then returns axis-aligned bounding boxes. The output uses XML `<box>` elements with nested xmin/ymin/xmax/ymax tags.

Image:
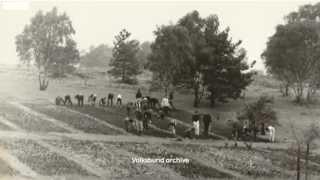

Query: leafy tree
<box><xmin>177</xmin><ymin>11</ymin><xmax>206</xmax><ymax>107</ymax></box>
<box><xmin>238</xmin><ymin>95</ymin><xmax>278</xmax><ymax>140</ymax></box>
<box><xmin>200</xmin><ymin>19</ymin><xmax>254</xmax><ymax>106</ymax></box>
<box><xmin>108</xmin><ymin>29</ymin><xmax>141</xmax><ymax>84</ymax></box>
<box><xmin>15</xmin><ymin>7</ymin><xmax>78</xmax><ymax>90</ymax></box>
<box><xmin>262</xmin><ymin>21</ymin><xmax>320</xmax><ymax>103</ymax></box>
<box><xmin>149</xmin><ymin>25</ymin><xmax>194</xmax><ymax>96</ymax></box>
<box><xmin>80</xmin><ymin>44</ymin><xmax>112</xmax><ymax>68</ymax></box>
<box><xmin>286</xmin><ymin>2</ymin><xmax>320</xmax><ymax>23</ymax></box>
<box><xmin>149</xmin><ymin>10</ymin><xmax>253</xmax><ymax>107</ymax></box>
<box><xmin>179</xmin><ymin>11</ymin><xmax>253</xmax><ymax>107</ymax></box>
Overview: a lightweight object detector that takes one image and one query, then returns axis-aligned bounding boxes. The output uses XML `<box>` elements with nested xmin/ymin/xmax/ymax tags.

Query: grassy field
<box><xmin>5</xmin><ymin>65</ymin><xmax>320</xmax><ymax>143</ymax></box>
<box><xmin>0</xmin><ymin>65</ymin><xmax>319</xmax><ymax>179</ymax></box>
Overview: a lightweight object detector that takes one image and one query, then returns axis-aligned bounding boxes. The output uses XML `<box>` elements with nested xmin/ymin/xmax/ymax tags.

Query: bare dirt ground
<box><xmin>0</xmin><ymin>65</ymin><xmax>320</xmax><ymax>180</ymax></box>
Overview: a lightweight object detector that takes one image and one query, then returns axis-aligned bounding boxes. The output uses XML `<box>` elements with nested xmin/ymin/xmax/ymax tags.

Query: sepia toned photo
<box><xmin>0</xmin><ymin>0</ymin><xmax>320</xmax><ymax>179</ymax></box>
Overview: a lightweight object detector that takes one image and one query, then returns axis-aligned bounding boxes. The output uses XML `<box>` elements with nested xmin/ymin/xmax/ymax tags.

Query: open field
<box><xmin>0</xmin><ymin>65</ymin><xmax>319</xmax><ymax>179</ymax></box>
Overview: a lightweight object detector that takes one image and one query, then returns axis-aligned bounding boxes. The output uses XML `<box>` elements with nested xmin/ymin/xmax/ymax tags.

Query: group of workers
<box><xmin>56</xmin><ymin>93</ymin><xmax>123</xmax><ymax>107</ymax></box>
<box><xmin>56</xmin><ymin>89</ymin><xmax>276</xmax><ymax>142</ymax></box>
<box><xmin>124</xmin><ymin>88</ymin><xmax>176</xmax><ymax>135</ymax></box>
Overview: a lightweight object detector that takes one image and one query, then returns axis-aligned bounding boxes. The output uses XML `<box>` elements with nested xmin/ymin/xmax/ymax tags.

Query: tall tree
<box><xmin>108</xmin><ymin>29</ymin><xmax>141</xmax><ymax>84</ymax></box>
<box><xmin>149</xmin><ymin>25</ymin><xmax>194</xmax><ymax>96</ymax></box>
<box><xmin>15</xmin><ymin>7</ymin><xmax>78</xmax><ymax>90</ymax></box>
<box><xmin>179</xmin><ymin>11</ymin><xmax>253</xmax><ymax>107</ymax></box>
<box><xmin>149</xmin><ymin>10</ymin><xmax>253</xmax><ymax>107</ymax></box>
<box><xmin>177</xmin><ymin>11</ymin><xmax>206</xmax><ymax>107</ymax></box>
<box><xmin>200</xmin><ymin>16</ymin><xmax>254</xmax><ymax>106</ymax></box>
<box><xmin>262</xmin><ymin>21</ymin><xmax>320</xmax><ymax>103</ymax></box>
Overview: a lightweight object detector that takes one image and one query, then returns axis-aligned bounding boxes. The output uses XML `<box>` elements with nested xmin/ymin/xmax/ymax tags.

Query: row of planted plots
<box><xmin>0</xmin><ymin>101</ymin><xmax>318</xmax><ymax>178</ymax></box>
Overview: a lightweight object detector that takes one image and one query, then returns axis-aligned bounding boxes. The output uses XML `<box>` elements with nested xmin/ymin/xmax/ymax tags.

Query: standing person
<box><xmin>203</xmin><ymin>114</ymin><xmax>212</xmax><ymax>136</ymax></box>
<box><xmin>158</xmin><ymin>109</ymin><xmax>165</xmax><ymax>120</ymax></box>
<box><xmin>243</xmin><ymin>119</ymin><xmax>249</xmax><ymax>135</ymax></box>
<box><xmin>116</xmin><ymin>94</ymin><xmax>122</xmax><ymax>106</ymax></box>
<box><xmin>168</xmin><ymin>118</ymin><xmax>177</xmax><ymax>136</ymax></box>
<box><xmin>192</xmin><ymin>110</ymin><xmax>200</xmax><ymax>137</ymax></box>
<box><xmin>136</xmin><ymin>89</ymin><xmax>142</xmax><ymax>110</ymax></box>
<box><xmin>267</xmin><ymin>125</ymin><xmax>276</xmax><ymax>143</ymax></box>
<box><xmin>107</xmin><ymin>93</ymin><xmax>114</xmax><ymax>107</ymax></box>
<box><xmin>260</xmin><ymin>123</ymin><xmax>266</xmax><ymax>135</ymax></box>
<box><xmin>126</xmin><ymin>102</ymin><xmax>133</xmax><ymax>116</ymax></box>
<box><xmin>135</xmin><ymin>110</ymin><xmax>143</xmax><ymax>135</ymax></box>
<box><xmin>136</xmin><ymin>88</ymin><xmax>142</xmax><ymax>99</ymax></box>
<box><xmin>143</xmin><ymin>109</ymin><xmax>152</xmax><ymax>130</ymax></box>
<box><xmin>169</xmin><ymin>91</ymin><xmax>175</xmax><ymax>109</ymax></box>
<box><xmin>161</xmin><ymin>96</ymin><xmax>170</xmax><ymax>115</ymax></box>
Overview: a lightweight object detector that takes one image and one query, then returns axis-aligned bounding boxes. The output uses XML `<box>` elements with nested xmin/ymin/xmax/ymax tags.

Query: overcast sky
<box><xmin>0</xmin><ymin>0</ymin><xmax>317</xmax><ymax>70</ymax></box>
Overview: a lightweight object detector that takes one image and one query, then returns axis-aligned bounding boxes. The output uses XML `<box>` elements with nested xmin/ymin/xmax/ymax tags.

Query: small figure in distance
<box><xmin>107</xmin><ymin>93</ymin><xmax>114</xmax><ymax>107</ymax></box>
<box><xmin>116</xmin><ymin>94</ymin><xmax>122</xmax><ymax>106</ymax></box>
<box><xmin>75</xmin><ymin>94</ymin><xmax>84</xmax><ymax>107</ymax></box>
<box><xmin>99</xmin><ymin>97</ymin><xmax>107</xmax><ymax>106</ymax></box>
<box><xmin>64</xmin><ymin>94</ymin><xmax>73</xmax><ymax>106</ymax></box>
<box><xmin>55</xmin><ymin>96</ymin><xmax>64</xmax><ymax>106</ymax></box>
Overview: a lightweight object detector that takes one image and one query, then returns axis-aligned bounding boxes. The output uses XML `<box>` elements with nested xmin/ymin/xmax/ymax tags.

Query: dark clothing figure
<box><xmin>99</xmin><ymin>97</ymin><xmax>107</xmax><ymax>106</ymax></box>
<box><xmin>184</xmin><ymin>127</ymin><xmax>195</xmax><ymax>139</ymax></box>
<box><xmin>192</xmin><ymin>111</ymin><xmax>200</xmax><ymax>122</ymax></box>
<box><xmin>143</xmin><ymin>110</ymin><xmax>152</xmax><ymax>130</ymax></box>
<box><xmin>116</xmin><ymin>98</ymin><xmax>122</xmax><ymax>106</ymax></box>
<box><xmin>88</xmin><ymin>94</ymin><xmax>97</xmax><ymax>106</ymax></box>
<box><xmin>55</xmin><ymin>96</ymin><xmax>64</xmax><ymax>105</ymax></box>
<box><xmin>126</xmin><ymin>103</ymin><xmax>133</xmax><ymax>116</ymax></box>
<box><xmin>75</xmin><ymin>94</ymin><xmax>84</xmax><ymax>107</ymax></box>
<box><xmin>107</xmin><ymin>93</ymin><xmax>114</xmax><ymax>106</ymax></box>
<box><xmin>169</xmin><ymin>91</ymin><xmax>175</xmax><ymax>109</ymax></box>
<box><xmin>149</xmin><ymin>97</ymin><xmax>159</xmax><ymax>108</ymax></box>
<box><xmin>158</xmin><ymin>110</ymin><xmax>165</xmax><ymax>120</ymax></box>
<box><xmin>135</xmin><ymin>110</ymin><xmax>143</xmax><ymax>135</ymax></box>
<box><xmin>136</xmin><ymin>110</ymin><xmax>143</xmax><ymax>121</ymax></box>
<box><xmin>261</xmin><ymin>123</ymin><xmax>266</xmax><ymax>135</ymax></box>
<box><xmin>136</xmin><ymin>89</ymin><xmax>142</xmax><ymax>99</ymax></box>
<box><xmin>231</xmin><ymin>121</ymin><xmax>241</xmax><ymax>140</ymax></box>
<box><xmin>162</xmin><ymin>106</ymin><xmax>170</xmax><ymax>116</ymax></box>
<box><xmin>116</xmin><ymin>94</ymin><xmax>122</xmax><ymax>106</ymax></box>
<box><xmin>64</xmin><ymin>95</ymin><xmax>73</xmax><ymax>106</ymax></box>
<box><xmin>203</xmin><ymin>114</ymin><xmax>212</xmax><ymax>136</ymax></box>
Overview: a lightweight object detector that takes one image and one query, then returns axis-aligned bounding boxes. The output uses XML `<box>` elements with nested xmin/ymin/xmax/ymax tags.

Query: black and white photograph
<box><xmin>1</xmin><ymin>0</ymin><xmax>320</xmax><ymax>179</ymax></box>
